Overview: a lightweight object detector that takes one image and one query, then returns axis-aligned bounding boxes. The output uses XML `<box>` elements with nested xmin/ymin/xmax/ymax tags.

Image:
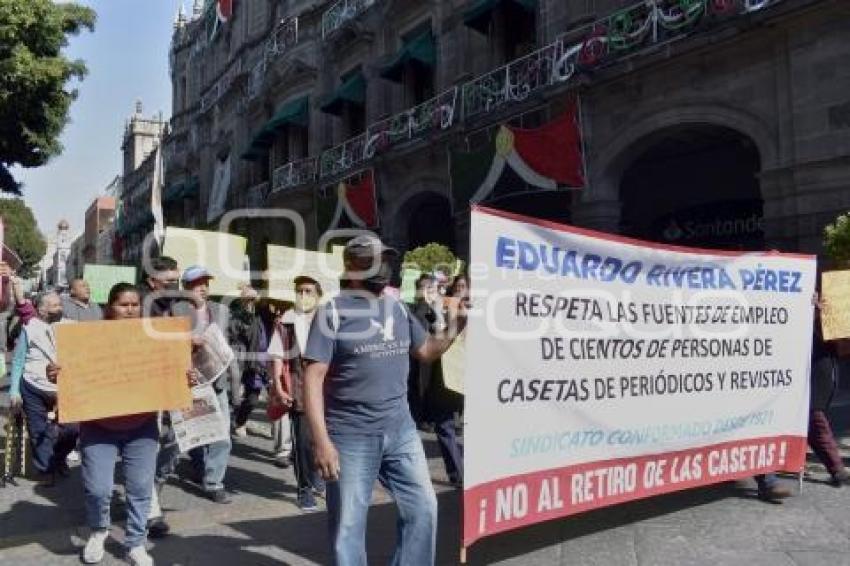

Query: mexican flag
<box><xmin>449</xmin><ymin>103</ymin><xmax>585</xmax><ymax>212</ymax></box>
<box><xmin>316</xmin><ymin>169</ymin><xmax>379</xmax><ymax>236</ymax></box>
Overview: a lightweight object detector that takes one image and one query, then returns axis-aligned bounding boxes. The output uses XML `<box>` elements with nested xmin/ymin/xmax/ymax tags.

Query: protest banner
<box><xmin>462</xmin><ymin>206</ymin><xmax>816</xmax><ymax>550</ymax></box>
<box><xmin>266</xmin><ymin>245</ymin><xmax>344</xmax><ymax>302</ymax></box>
<box><xmin>162</xmin><ymin>227</ymin><xmax>248</xmax><ymax>296</ymax></box>
<box><xmin>442</xmin><ymin>329</ymin><xmax>466</xmax><ymax>395</ymax></box>
<box><xmin>170</xmin><ymin>385</ymin><xmax>229</xmax><ymax>452</ymax></box>
<box><xmin>192</xmin><ymin>323</ymin><xmax>235</xmax><ymax>385</ymax></box>
<box><xmin>820</xmin><ymin>270</ymin><xmax>850</xmax><ymax>341</ymax></box>
<box><xmin>400</xmin><ymin>268</ymin><xmax>422</xmax><ymax>304</ymax></box>
<box><xmin>84</xmin><ymin>264</ymin><xmax>138</xmax><ymax>304</ymax></box>
<box><xmin>56</xmin><ymin>318</ymin><xmax>192</xmax><ymax>423</ymax></box>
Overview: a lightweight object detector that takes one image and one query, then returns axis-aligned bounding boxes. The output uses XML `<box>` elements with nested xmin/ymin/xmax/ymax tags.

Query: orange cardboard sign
<box><xmin>56</xmin><ymin>317</ymin><xmax>193</xmax><ymax>423</ymax></box>
<box><xmin>822</xmin><ymin>270</ymin><xmax>850</xmax><ymax>341</ymax></box>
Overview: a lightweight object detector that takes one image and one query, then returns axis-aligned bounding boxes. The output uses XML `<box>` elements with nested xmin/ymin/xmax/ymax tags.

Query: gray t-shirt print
<box><xmin>303</xmin><ymin>292</ymin><xmax>428</xmax><ymax>434</ymax></box>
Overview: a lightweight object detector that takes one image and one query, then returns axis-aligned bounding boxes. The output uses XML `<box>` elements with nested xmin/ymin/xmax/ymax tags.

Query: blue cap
<box><xmin>181</xmin><ymin>265</ymin><xmax>214</xmax><ymax>284</ymax></box>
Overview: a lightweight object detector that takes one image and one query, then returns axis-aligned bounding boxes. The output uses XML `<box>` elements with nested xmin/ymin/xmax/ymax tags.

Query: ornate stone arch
<box><xmin>587</xmin><ymin>102</ymin><xmax>778</xmax><ymax>202</ymax></box>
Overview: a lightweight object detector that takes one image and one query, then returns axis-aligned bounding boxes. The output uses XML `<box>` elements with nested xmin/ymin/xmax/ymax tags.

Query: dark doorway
<box><xmin>619</xmin><ymin>126</ymin><xmax>763</xmax><ymax>250</ymax></box>
<box><xmin>407</xmin><ymin>193</ymin><xmax>455</xmax><ymax>251</ymax></box>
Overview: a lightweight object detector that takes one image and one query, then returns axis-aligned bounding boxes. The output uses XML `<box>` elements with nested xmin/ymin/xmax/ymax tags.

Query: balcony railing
<box><xmin>271</xmin><ymin>157</ymin><xmax>318</xmax><ymax>194</ymax></box>
<box><xmin>199</xmin><ymin>60</ymin><xmax>242</xmax><ymax>114</ymax></box>
<box><xmin>321</xmin><ymin>0</ymin><xmax>377</xmax><ymax>39</ymax></box>
<box><xmin>364</xmin><ymin>87</ymin><xmax>459</xmax><ymax>158</ymax></box>
<box><xmin>462</xmin><ymin>41</ymin><xmax>568</xmax><ymax>122</ymax></box>
<box><xmin>265</xmin><ymin>17</ymin><xmax>299</xmax><ymax>61</ymax></box>
<box><xmin>320</xmin><ymin>133</ymin><xmax>368</xmax><ymax>178</ymax></box>
<box><xmin>240</xmin><ymin>17</ymin><xmax>300</xmax><ymax>112</ymax></box>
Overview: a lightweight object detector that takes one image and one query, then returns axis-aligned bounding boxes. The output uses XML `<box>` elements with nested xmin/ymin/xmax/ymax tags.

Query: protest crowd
<box><xmin>0</xmin><ymin>228</ymin><xmax>846</xmax><ymax>566</ymax></box>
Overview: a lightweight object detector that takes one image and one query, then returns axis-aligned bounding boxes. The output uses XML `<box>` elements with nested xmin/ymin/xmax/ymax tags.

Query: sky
<box><xmin>12</xmin><ymin>0</ymin><xmax>179</xmax><ymax>238</ymax></box>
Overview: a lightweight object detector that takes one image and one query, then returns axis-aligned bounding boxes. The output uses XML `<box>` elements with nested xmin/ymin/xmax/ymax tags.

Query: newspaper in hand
<box><xmin>192</xmin><ymin>323</ymin><xmax>235</xmax><ymax>385</ymax></box>
<box><xmin>169</xmin><ymin>385</ymin><xmax>228</xmax><ymax>453</ymax></box>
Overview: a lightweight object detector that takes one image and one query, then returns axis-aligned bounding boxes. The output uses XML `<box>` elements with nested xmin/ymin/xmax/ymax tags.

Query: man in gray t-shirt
<box><xmin>303</xmin><ymin>234</ymin><xmax>466</xmax><ymax>566</ymax></box>
<box><xmin>61</xmin><ymin>279</ymin><xmax>103</xmax><ymax>322</ymax></box>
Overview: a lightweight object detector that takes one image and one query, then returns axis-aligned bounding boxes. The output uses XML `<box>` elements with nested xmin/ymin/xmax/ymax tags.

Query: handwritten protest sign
<box><xmin>163</xmin><ymin>227</ymin><xmax>248</xmax><ymax>296</ymax></box>
<box><xmin>400</xmin><ymin>268</ymin><xmax>422</xmax><ymax>304</ymax></box>
<box><xmin>442</xmin><ymin>330</ymin><xmax>466</xmax><ymax>395</ymax></box>
<box><xmin>84</xmin><ymin>264</ymin><xmax>138</xmax><ymax>304</ymax></box>
<box><xmin>821</xmin><ymin>270</ymin><xmax>850</xmax><ymax>341</ymax></box>
<box><xmin>463</xmin><ymin>206</ymin><xmax>816</xmax><ymax>548</ymax></box>
<box><xmin>266</xmin><ymin>245</ymin><xmax>344</xmax><ymax>302</ymax></box>
<box><xmin>56</xmin><ymin>318</ymin><xmax>192</xmax><ymax>423</ymax></box>
<box><xmin>170</xmin><ymin>385</ymin><xmax>229</xmax><ymax>452</ymax></box>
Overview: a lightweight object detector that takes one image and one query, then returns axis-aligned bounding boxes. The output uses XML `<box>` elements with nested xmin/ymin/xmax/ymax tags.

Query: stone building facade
<box><xmin>162</xmin><ymin>0</ymin><xmax>849</xmax><ymax>274</ymax></box>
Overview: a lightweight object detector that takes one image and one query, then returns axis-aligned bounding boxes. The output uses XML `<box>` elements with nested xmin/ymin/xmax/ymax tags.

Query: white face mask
<box><xmin>296</xmin><ymin>295</ymin><xmax>318</xmax><ymax>314</ymax></box>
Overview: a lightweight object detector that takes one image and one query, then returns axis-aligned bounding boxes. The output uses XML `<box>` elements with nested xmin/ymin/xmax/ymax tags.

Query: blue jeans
<box><xmin>80</xmin><ymin>419</ymin><xmax>159</xmax><ymax>549</ymax></box>
<box><xmin>327</xmin><ymin>417</ymin><xmax>437</xmax><ymax>566</ymax></box>
<box><xmin>20</xmin><ymin>379</ymin><xmax>79</xmax><ymax>473</ymax></box>
<box><xmin>755</xmin><ymin>473</ymin><xmax>778</xmax><ymax>490</ymax></box>
<box><xmin>432</xmin><ymin>407</ymin><xmax>463</xmax><ymax>484</ymax></box>
<box><xmin>188</xmin><ymin>387</ymin><xmax>232</xmax><ymax>491</ymax></box>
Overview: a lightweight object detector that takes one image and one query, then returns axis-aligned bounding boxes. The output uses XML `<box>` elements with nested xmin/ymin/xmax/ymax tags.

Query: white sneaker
<box><xmin>232</xmin><ymin>425</ymin><xmax>247</xmax><ymax>438</ymax></box>
<box><xmin>127</xmin><ymin>545</ymin><xmax>154</xmax><ymax>566</ymax></box>
<box><xmin>66</xmin><ymin>450</ymin><xmax>80</xmax><ymax>464</ymax></box>
<box><xmin>81</xmin><ymin>529</ymin><xmax>108</xmax><ymax>564</ymax></box>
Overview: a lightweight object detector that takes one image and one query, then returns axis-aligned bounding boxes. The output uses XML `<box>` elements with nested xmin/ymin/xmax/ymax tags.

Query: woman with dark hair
<box><xmin>73</xmin><ymin>282</ymin><xmax>194</xmax><ymax>566</ymax></box>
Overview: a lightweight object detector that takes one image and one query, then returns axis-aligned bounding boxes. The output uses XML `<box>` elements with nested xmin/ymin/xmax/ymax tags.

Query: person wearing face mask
<box><xmin>302</xmin><ymin>234</ymin><xmax>467</xmax><ymax>566</ymax></box>
<box><xmin>266</xmin><ymin>275</ymin><xmax>324</xmax><ymax>511</ymax></box>
<box><xmin>8</xmin><ymin>289</ymin><xmax>79</xmax><ymax>482</ymax></box>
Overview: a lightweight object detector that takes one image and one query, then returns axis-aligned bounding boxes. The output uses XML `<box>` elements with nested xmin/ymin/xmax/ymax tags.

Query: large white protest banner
<box><xmin>463</xmin><ymin>206</ymin><xmax>816</xmax><ymax>548</ymax></box>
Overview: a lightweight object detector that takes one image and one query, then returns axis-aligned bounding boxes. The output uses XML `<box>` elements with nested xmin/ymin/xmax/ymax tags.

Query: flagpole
<box><xmin>577</xmin><ymin>93</ymin><xmax>591</xmax><ymax>191</ymax></box>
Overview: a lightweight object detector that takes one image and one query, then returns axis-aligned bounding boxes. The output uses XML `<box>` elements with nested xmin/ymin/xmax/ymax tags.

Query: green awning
<box><xmin>240</xmin><ymin>128</ymin><xmax>276</xmax><ymax>161</ymax></box>
<box><xmin>463</xmin><ymin>0</ymin><xmax>537</xmax><ymax>34</ymax></box>
<box><xmin>320</xmin><ymin>72</ymin><xmax>366</xmax><ymax>115</ymax></box>
<box><xmin>266</xmin><ymin>96</ymin><xmax>310</xmax><ymax>130</ymax></box>
<box><xmin>380</xmin><ymin>32</ymin><xmax>436</xmax><ymax>82</ymax></box>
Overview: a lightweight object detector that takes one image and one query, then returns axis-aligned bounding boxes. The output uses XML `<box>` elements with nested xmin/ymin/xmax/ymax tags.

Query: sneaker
<box><xmin>81</xmin><ymin>529</ymin><xmax>108</xmax><ymax>564</ymax></box>
<box><xmin>66</xmin><ymin>450</ymin><xmax>80</xmax><ymax>464</ymax></box>
<box><xmin>273</xmin><ymin>452</ymin><xmax>291</xmax><ymax>469</ymax></box>
<box><xmin>146</xmin><ymin>517</ymin><xmax>170</xmax><ymax>539</ymax></box>
<box><xmin>757</xmin><ymin>484</ymin><xmax>792</xmax><ymax>503</ymax></box>
<box><xmin>127</xmin><ymin>544</ymin><xmax>154</xmax><ymax>566</ymax></box>
<box><xmin>297</xmin><ymin>489</ymin><xmax>318</xmax><ymax>512</ymax></box>
<box><xmin>232</xmin><ymin>425</ymin><xmax>247</xmax><ymax>438</ymax></box>
<box><xmin>208</xmin><ymin>489</ymin><xmax>232</xmax><ymax>504</ymax></box>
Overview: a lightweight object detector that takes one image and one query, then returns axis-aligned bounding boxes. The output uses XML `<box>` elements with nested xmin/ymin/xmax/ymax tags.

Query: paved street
<box><xmin>4</xmin><ymin>390</ymin><xmax>850</xmax><ymax>566</ymax></box>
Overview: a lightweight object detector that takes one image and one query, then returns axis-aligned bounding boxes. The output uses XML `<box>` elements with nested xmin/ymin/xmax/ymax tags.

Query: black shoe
<box><xmin>830</xmin><ymin>470</ymin><xmax>850</xmax><ymax>487</ymax></box>
<box><xmin>54</xmin><ymin>460</ymin><xmax>71</xmax><ymax>478</ymax></box>
<box><xmin>757</xmin><ymin>484</ymin><xmax>792</xmax><ymax>503</ymax></box>
<box><xmin>208</xmin><ymin>489</ymin><xmax>232</xmax><ymax>504</ymax></box>
<box><xmin>147</xmin><ymin>518</ymin><xmax>170</xmax><ymax>539</ymax></box>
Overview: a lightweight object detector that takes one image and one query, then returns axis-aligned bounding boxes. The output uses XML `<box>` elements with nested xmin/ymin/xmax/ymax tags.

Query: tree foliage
<box><xmin>403</xmin><ymin>243</ymin><xmax>458</xmax><ymax>275</ymax></box>
<box><xmin>0</xmin><ymin>198</ymin><xmax>46</xmax><ymax>277</ymax></box>
<box><xmin>824</xmin><ymin>213</ymin><xmax>850</xmax><ymax>266</ymax></box>
<box><xmin>0</xmin><ymin>0</ymin><xmax>96</xmax><ymax>193</ymax></box>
